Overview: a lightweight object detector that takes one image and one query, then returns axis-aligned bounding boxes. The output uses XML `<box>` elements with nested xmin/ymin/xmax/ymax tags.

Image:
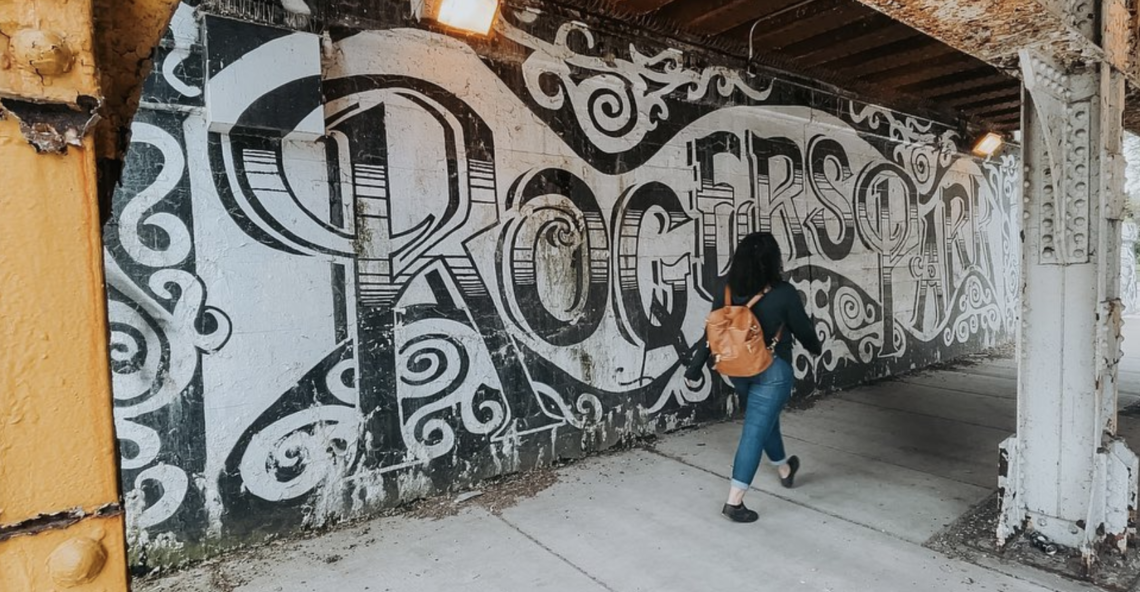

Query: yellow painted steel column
<box><xmin>0</xmin><ymin>132</ymin><xmax>129</xmax><ymax>584</ymax></box>
<box><xmin>0</xmin><ymin>119</ymin><xmax>129</xmax><ymax>591</ymax></box>
<box><xmin>0</xmin><ymin>1</ymin><xmax>141</xmax><ymax>590</ymax></box>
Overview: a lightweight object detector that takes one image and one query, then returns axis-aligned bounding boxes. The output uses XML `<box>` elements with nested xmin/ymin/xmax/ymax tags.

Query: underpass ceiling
<box><xmin>603</xmin><ymin>0</ymin><xmax>1024</xmax><ymax>131</ymax></box>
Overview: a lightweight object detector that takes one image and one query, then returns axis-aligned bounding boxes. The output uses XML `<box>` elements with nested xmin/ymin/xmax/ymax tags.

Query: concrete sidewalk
<box><xmin>138</xmin><ymin>324</ymin><xmax>1140</xmax><ymax>592</ymax></box>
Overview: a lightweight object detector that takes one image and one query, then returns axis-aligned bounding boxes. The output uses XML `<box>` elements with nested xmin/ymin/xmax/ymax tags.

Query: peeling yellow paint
<box><xmin>0</xmin><ymin>516</ymin><xmax>127</xmax><ymax>592</ymax></box>
<box><xmin>0</xmin><ymin>0</ymin><xmax>180</xmax><ymax>158</ymax></box>
<box><xmin>0</xmin><ymin>1</ymin><xmax>178</xmax><ymax>589</ymax></box>
<box><xmin>0</xmin><ymin>115</ymin><xmax>121</xmax><ymax>528</ymax></box>
<box><xmin>0</xmin><ymin>115</ymin><xmax>126</xmax><ymax>590</ymax></box>
<box><xmin>0</xmin><ymin>1</ymin><xmax>100</xmax><ymax>105</ymax></box>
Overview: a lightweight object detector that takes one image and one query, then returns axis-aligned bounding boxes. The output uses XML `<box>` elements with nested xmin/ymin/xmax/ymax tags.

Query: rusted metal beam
<box><xmin>581</xmin><ymin>0</ymin><xmax>989</xmax><ymax>129</ymax></box>
<box><xmin>850</xmin><ymin>0</ymin><xmax>1135</xmax><ymax>83</ymax></box>
<box><xmin>0</xmin><ymin>101</ymin><xmax>131</xmax><ymax>587</ymax></box>
<box><xmin>989</xmin><ymin>111</ymin><xmax>1022</xmax><ymax>121</ymax></box>
<box><xmin>0</xmin><ymin>3</ymin><xmax>103</xmax><ymax>152</ymax></box>
<box><xmin>1127</xmin><ymin>86</ymin><xmax>1140</xmax><ymax>130</ymax></box>
<box><xmin>606</xmin><ymin>0</ymin><xmax>1024</xmax><ymax>130</ymax></box>
<box><xmin>91</xmin><ymin>0</ymin><xmax>183</xmax><ymax>160</ymax></box>
<box><xmin>761</xmin><ymin>3</ymin><xmax>877</xmax><ymax>49</ymax></box>
<box><xmin>997</xmin><ymin>53</ymin><xmax>1140</xmax><ymax>564</ymax></box>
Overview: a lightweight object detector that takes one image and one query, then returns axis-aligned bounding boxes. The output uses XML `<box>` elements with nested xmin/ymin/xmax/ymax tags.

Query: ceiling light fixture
<box><xmin>423</xmin><ymin>0</ymin><xmax>500</xmax><ymax>36</ymax></box>
<box><xmin>972</xmin><ymin>132</ymin><xmax>1004</xmax><ymax>157</ymax></box>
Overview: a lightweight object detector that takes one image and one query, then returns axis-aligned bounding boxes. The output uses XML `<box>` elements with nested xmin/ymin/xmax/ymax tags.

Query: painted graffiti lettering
<box><xmin>750</xmin><ymin>134</ymin><xmax>812</xmax><ymax>261</ymax></box>
<box><xmin>806</xmin><ymin>136</ymin><xmax>857</xmax><ymax>261</ymax></box>
<box><xmin>102</xmin><ymin>6</ymin><xmax>1020</xmax><ymax>564</ymax></box>
<box><xmin>503</xmin><ymin>168</ymin><xmax>610</xmax><ymax>347</ymax></box>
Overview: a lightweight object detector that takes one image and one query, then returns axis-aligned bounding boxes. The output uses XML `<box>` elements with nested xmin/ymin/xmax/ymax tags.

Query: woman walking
<box><xmin>685</xmin><ymin>232</ymin><xmax>822</xmax><ymax>523</ymax></box>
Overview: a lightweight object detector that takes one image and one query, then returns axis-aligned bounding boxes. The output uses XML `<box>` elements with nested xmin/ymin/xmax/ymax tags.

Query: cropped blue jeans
<box><xmin>728</xmin><ymin>357</ymin><xmax>794</xmax><ymax>490</ymax></box>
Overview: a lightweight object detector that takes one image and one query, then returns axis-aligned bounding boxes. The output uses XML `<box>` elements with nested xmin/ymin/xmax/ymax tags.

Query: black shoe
<box><xmin>721</xmin><ymin>502</ymin><xmax>759</xmax><ymax>523</ymax></box>
<box><xmin>780</xmin><ymin>456</ymin><xmax>800</xmax><ymax>489</ymax></box>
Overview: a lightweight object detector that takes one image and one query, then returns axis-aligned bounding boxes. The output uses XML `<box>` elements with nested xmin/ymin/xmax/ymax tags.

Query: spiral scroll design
<box><xmin>582</xmin><ymin>75</ymin><xmax>639</xmax><ymax>138</ymax></box>
<box><xmin>238</xmin><ymin>406</ymin><xmax>362</xmax><ymax>502</ymax></box>
<box><xmin>507</xmin><ymin>19</ymin><xmax>771</xmax><ymax>154</ymax></box>
<box><xmin>397</xmin><ymin>317</ymin><xmax>510</xmax><ymax>461</ymax></box>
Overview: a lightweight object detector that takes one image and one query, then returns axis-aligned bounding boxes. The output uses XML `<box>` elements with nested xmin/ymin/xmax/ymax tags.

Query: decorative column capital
<box><xmin>1021</xmin><ymin>49</ymin><xmax>1095</xmax><ymax>265</ymax></box>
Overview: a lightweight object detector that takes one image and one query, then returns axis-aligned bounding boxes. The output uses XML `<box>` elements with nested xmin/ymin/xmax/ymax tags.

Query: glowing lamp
<box><xmin>972</xmin><ymin>132</ymin><xmax>1004</xmax><ymax>157</ymax></box>
<box><xmin>430</xmin><ymin>0</ymin><xmax>500</xmax><ymax>35</ymax></box>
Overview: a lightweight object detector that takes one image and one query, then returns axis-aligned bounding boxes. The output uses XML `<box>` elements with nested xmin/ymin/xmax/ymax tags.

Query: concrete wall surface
<box><xmin>102</xmin><ymin>0</ymin><xmax>1021</xmax><ymax>567</ymax></box>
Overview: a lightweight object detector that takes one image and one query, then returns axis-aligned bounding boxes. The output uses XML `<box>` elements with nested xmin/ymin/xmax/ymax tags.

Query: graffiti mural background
<box><xmin>103</xmin><ymin>0</ymin><xmax>1019</xmax><ymax>566</ymax></box>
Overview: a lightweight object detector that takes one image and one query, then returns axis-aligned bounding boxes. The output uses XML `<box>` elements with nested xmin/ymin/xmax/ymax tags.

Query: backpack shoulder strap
<box><xmin>761</xmin><ymin>285</ymin><xmax>785</xmax><ymax>343</ymax></box>
<box><xmin>744</xmin><ymin>285</ymin><xmax>769</xmax><ymax>308</ymax></box>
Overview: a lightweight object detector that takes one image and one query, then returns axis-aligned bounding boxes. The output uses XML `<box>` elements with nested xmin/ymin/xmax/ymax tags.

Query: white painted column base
<box><xmin>999</xmin><ymin>436</ymin><xmax>1138</xmax><ymax>556</ymax></box>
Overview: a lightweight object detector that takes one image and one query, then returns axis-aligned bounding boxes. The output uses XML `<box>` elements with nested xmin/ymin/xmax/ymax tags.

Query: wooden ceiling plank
<box><xmin>778</xmin><ymin>12</ymin><xmax>901</xmax><ymax>59</ymax></box>
<box><xmin>797</xmin><ymin>25</ymin><xmax>926</xmax><ymax>68</ymax></box>
<box><xmin>859</xmin><ymin>53</ymin><xmax>980</xmax><ymax>86</ymax></box>
<box><xmin>977</xmin><ymin>113</ymin><xmax>1019</xmax><ymax>124</ymax></box>
<box><xmin>963</xmin><ymin>100</ymin><xmax>1021</xmax><ymax>118</ymax></box>
<box><xmin>658</xmin><ymin>0</ymin><xmax>802</xmax><ymax>33</ymax></box>
<box><xmin>927</xmin><ymin>80</ymin><xmax>1020</xmax><ymax>102</ymax></box>
<box><xmin>618</xmin><ymin>0</ymin><xmax>682</xmax><ymax>15</ymax></box>
<box><xmin>897</xmin><ymin>67</ymin><xmax>1003</xmax><ymax>94</ymax></box>
<box><xmin>713</xmin><ymin>0</ymin><xmax>862</xmax><ymax>40</ymax></box>
<box><xmin>831</xmin><ymin>39</ymin><xmax>958</xmax><ymax>77</ymax></box>
<box><xmin>946</xmin><ymin>89</ymin><xmax>1022</xmax><ymax>109</ymax></box>
<box><xmin>811</xmin><ymin>34</ymin><xmax>935</xmax><ymax>69</ymax></box>
<box><xmin>749</xmin><ymin>3</ymin><xmax>877</xmax><ymax>45</ymax></box>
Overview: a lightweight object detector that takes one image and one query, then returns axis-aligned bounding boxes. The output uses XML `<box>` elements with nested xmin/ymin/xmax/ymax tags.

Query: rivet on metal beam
<box><xmin>47</xmin><ymin>536</ymin><xmax>107</xmax><ymax>588</ymax></box>
<box><xmin>9</xmin><ymin>29</ymin><xmax>74</xmax><ymax>77</ymax></box>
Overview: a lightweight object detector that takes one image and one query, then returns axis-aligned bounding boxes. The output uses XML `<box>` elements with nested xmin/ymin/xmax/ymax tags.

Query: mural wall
<box><xmin>104</xmin><ymin>0</ymin><xmax>1020</xmax><ymax>567</ymax></box>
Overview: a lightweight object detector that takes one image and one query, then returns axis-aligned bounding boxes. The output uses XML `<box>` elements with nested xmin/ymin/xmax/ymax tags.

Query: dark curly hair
<box><xmin>727</xmin><ymin>232</ymin><xmax>783</xmax><ymax>297</ymax></box>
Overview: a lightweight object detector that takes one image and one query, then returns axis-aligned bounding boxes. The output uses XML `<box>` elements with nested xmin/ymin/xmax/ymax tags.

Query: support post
<box><xmin>0</xmin><ymin>0</ymin><xmax>130</xmax><ymax>587</ymax></box>
<box><xmin>0</xmin><ymin>0</ymin><xmax>178</xmax><ymax>589</ymax></box>
<box><xmin>0</xmin><ymin>114</ymin><xmax>131</xmax><ymax>589</ymax></box>
<box><xmin>847</xmin><ymin>0</ymin><xmax>1140</xmax><ymax>570</ymax></box>
<box><xmin>998</xmin><ymin>46</ymin><xmax>1140</xmax><ymax>563</ymax></box>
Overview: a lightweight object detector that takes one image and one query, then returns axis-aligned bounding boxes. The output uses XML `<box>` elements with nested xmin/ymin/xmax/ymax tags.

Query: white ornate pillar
<box><xmin>998</xmin><ymin>48</ymin><xmax>1140</xmax><ymax>562</ymax></box>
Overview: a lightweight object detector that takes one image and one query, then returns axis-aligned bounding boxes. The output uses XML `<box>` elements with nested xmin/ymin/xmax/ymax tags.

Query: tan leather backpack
<box><xmin>705</xmin><ymin>285</ymin><xmax>783</xmax><ymax>378</ymax></box>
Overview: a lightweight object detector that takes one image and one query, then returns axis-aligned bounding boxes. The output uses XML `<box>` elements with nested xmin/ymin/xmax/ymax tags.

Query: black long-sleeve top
<box><xmin>684</xmin><ymin>279</ymin><xmax>822</xmax><ymax>381</ymax></box>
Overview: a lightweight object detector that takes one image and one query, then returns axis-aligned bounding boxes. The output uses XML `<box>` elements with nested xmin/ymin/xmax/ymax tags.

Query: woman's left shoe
<box><xmin>721</xmin><ymin>502</ymin><xmax>759</xmax><ymax>523</ymax></box>
<box><xmin>780</xmin><ymin>455</ymin><xmax>800</xmax><ymax>489</ymax></box>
